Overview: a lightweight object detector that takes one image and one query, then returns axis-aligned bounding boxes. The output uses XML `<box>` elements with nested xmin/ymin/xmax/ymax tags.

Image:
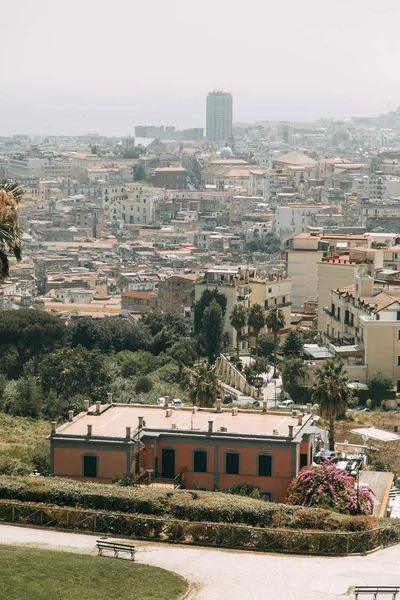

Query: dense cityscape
<box><xmin>2</xmin><ymin>0</ymin><xmax>400</xmax><ymax>596</ymax></box>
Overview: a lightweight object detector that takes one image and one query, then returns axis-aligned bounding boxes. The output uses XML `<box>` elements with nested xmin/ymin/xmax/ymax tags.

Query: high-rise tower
<box><xmin>206</xmin><ymin>90</ymin><xmax>233</xmax><ymax>142</ymax></box>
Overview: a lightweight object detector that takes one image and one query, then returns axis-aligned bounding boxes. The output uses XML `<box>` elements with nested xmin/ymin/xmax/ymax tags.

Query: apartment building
<box><xmin>323</xmin><ymin>274</ymin><xmax>400</xmax><ymax>388</ymax></box>
<box><xmin>121</xmin><ymin>291</ymin><xmax>157</xmax><ymax>313</ymax></box>
<box><xmin>250</xmin><ymin>275</ymin><xmax>292</xmax><ymax>341</ymax></box>
<box><xmin>353</xmin><ymin>175</ymin><xmax>400</xmax><ymax>200</ymax></box>
<box><xmin>153</xmin><ymin>167</ymin><xmax>187</xmax><ymax>191</ymax></box>
<box><xmin>194</xmin><ymin>266</ymin><xmax>252</xmax><ymax>345</ymax></box>
<box><xmin>49</xmin><ymin>403</ymin><xmax>318</xmax><ymax>502</ymax></box>
<box><xmin>206</xmin><ymin>90</ymin><xmax>233</xmax><ymax>142</ymax></box>
<box><xmin>274</xmin><ymin>204</ymin><xmax>340</xmax><ymax>240</ymax></box>
<box><xmin>157</xmin><ymin>274</ymin><xmax>199</xmax><ymax>314</ymax></box>
<box><xmin>103</xmin><ymin>185</ymin><xmax>162</xmax><ymax>225</ymax></box>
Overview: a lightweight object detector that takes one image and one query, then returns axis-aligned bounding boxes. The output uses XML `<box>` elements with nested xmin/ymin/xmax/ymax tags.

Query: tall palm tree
<box><xmin>190</xmin><ymin>364</ymin><xmax>221</xmax><ymax>408</ymax></box>
<box><xmin>312</xmin><ymin>359</ymin><xmax>351</xmax><ymax>451</ymax></box>
<box><xmin>265</xmin><ymin>306</ymin><xmax>285</xmax><ymax>378</ymax></box>
<box><xmin>230</xmin><ymin>304</ymin><xmax>248</xmax><ymax>359</ymax></box>
<box><xmin>0</xmin><ymin>181</ymin><xmax>23</xmax><ymax>280</ymax></box>
<box><xmin>248</xmin><ymin>303</ymin><xmax>265</xmax><ymax>356</ymax></box>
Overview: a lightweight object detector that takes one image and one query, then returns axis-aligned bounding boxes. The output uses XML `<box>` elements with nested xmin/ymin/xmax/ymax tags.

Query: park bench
<box><xmin>96</xmin><ymin>539</ymin><xmax>136</xmax><ymax>561</ymax></box>
<box><xmin>354</xmin><ymin>587</ymin><xmax>400</xmax><ymax>599</ymax></box>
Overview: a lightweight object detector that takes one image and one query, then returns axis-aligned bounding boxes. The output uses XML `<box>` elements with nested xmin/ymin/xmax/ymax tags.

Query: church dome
<box><xmin>220</xmin><ymin>146</ymin><xmax>233</xmax><ymax>159</ymax></box>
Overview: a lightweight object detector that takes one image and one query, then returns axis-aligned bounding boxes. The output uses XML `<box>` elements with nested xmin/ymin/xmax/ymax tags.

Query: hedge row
<box><xmin>0</xmin><ymin>500</ymin><xmax>391</xmax><ymax>555</ymax></box>
<box><xmin>0</xmin><ymin>476</ymin><xmax>377</xmax><ymax>532</ymax></box>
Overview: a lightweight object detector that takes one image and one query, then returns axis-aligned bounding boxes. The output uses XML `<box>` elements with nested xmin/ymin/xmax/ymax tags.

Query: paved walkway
<box><xmin>1</xmin><ymin>524</ymin><xmax>400</xmax><ymax>599</ymax></box>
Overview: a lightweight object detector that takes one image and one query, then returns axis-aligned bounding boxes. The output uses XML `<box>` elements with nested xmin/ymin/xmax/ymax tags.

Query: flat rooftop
<box><xmin>57</xmin><ymin>404</ymin><xmax>303</xmax><ymax>440</ymax></box>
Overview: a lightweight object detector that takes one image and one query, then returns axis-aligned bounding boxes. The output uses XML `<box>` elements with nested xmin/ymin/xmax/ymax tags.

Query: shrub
<box><xmin>0</xmin><ymin>475</ymin><xmax>377</xmax><ymax>532</ymax></box>
<box><xmin>286</xmin><ymin>460</ymin><xmax>375</xmax><ymax>516</ymax></box>
<box><xmin>226</xmin><ymin>482</ymin><xmax>261</xmax><ymax>499</ymax></box>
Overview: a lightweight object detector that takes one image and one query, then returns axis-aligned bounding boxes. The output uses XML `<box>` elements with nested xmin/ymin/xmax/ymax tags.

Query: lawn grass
<box><xmin>0</xmin><ymin>545</ymin><xmax>188</xmax><ymax>600</ymax></box>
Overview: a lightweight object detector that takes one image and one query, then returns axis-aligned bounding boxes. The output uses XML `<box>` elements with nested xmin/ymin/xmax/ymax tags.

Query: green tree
<box><xmin>265</xmin><ymin>306</ymin><xmax>286</xmax><ymax>378</ymax></box>
<box><xmin>230</xmin><ymin>304</ymin><xmax>248</xmax><ymax>359</ymax></box>
<box><xmin>0</xmin><ymin>309</ymin><xmax>66</xmax><ymax>374</ymax></box>
<box><xmin>367</xmin><ymin>371</ymin><xmax>394</xmax><ymax>406</ymax></box>
<box><xmin>135</xmin><ymin>376</ymin><xmax>153</xmax><ymax>394</ymax></box>
<box><xmin>38</xmin><ymin>346</ymin><xmax>110</xmax><ymax>405</ymax></box>
<box><xmin>190</xmin><ymin>364</ymin><xmax>221</xmax><ymax>407</ymax></box>
<box><xmin>12</xmin><ymin>376</ymin><xmax>43</xmax><ymax>418</ymax></box>
<box><xmin>0</xmin><ymin>181</ymin><xmax>23</xmax><ymax>280</ymax></box>
<box><xmin>203</xmin><ymin>300</ymin><xmax>224</xmax><ymax>364</ymax></box>
<box><xmin>68</xmin><ymin>318</ymin><xmax>97</xmax><ymax>350</ymax></box>
<box><xmin>142</xmin><ymin>311</ymin><xmax>187</xmax><ymax>353</ymax></box>
<box><xmin>312</xmin><ymin>359</ymin><xmax>351</xmax><ymax>451</ymax></box>
<box><xmin>257</xmin><ymin>333</ymin><xmax>275</xmax><ymax>360</ymax></box>
<box><xmin>194</xmin><ymin>289</ymin><xmax>227</xmax><ymax>335</ymax></box>
<box><xmin>168</xmin><ymin>338</ymin><xmax>198</xmax><ymax>366</ymax></box>
<box><xmin>248</xmin><ymin>304</ymin><xmax>265</xmax><ymax>356</ymax></box>
<box><xmin>282</xmin><ymin>330</ymin><xmax>303</xmax><ymax>357</ymax></box>
<box><xmin>281</xmin><ymin>357</ymin><xmax>306</xmax><ymax>394</ymax></box>
<box><xmin>133</xmin><ymin>165</ymin><xmax>146</xmax><ymax>181</ymax></box>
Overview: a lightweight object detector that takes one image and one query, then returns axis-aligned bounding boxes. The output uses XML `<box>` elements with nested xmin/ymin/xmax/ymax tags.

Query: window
<box><xmin>268</xmin><ymin>287</ymin><xmax>272</xmax><ymax>293</ymax></box>
<box><xmin>261</xmin><ymin>492</ymin><xmax>272</xmax><ymax>502</ymax></box>
<box><xmin>264</xmin><ymin>300</ymin><xmax>269</xmax><ymax>308</ymax></box>
<box><xmin>300</xmin><ymin>454</ymin><xmax>308</xmax><ymax>469</ymax></box>
<box><xmin>326</xmin><ymin>324</ymin><xmax>330</xmax><ymax>336</ymax></box>
<box><xmin>193</xmin><ymin>450</ymin><xmax>208</xmax><ymax>473</ymax></box>
<box><xmin>397</xmin><ymin>356</ymin><xmax>400</xmax><ymax>367</ymax></box>
<box><xmin>397</xmin><ymin>311</ymin><xmax>400</xmax><ymax>321</ymax></box>
<box><xmin>398</xmin><ymin>330</ymin><xmax>400</xmax><ymax>340</ymax></box>
<box><xmin>282</xmin><ymin>296</ymin><xmax>286</xmax><ymax>304</ymax></box>
<box><xmin>83</xmin><ymin>455</ymin><xmax>97</xmax><ymax>478</ymax></box>
<box><xmin>258</xmin><ymin>454</ymin><xmax>272</xmax><ymax>477</ymax></box>
<box><xmin>225</xmin><ymin>452</ymin><xmax>239</xmax><ymax>475</ymax></box>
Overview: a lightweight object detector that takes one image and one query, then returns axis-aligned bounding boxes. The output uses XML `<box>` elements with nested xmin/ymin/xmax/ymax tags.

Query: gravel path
<box><xmin>1</xmin><ymin>523</ymin><xmax>399</xmax><ymax>599</ymax></box>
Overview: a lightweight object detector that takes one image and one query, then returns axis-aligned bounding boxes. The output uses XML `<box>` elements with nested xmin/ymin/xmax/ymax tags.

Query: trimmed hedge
<box><xmin>0</xmin><ymin>476</ymin><xmax>378</xmax><ymax>533</ymax></box>
<box><xmin>0</xmin><ymin>500</ymin><xmax>391</xmax><ymax>555</ymax></box>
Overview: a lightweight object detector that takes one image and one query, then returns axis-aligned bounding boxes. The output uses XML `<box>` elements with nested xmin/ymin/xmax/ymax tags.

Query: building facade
<box><xmin>49</xmin><ymin>403</ymin><xmax>318</xmax><ymax>503</ymax></box>
<box><xmin>206</xmin><ymin>91</ymin><xmax>233</xmax><ymax>143</ymax></box>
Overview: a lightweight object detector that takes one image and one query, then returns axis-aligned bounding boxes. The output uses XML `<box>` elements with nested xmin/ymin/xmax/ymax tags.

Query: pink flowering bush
<box><xmin>286</xmin><ymin>460</ymin><xmax>374</xmax><ymax>516</ymax></box>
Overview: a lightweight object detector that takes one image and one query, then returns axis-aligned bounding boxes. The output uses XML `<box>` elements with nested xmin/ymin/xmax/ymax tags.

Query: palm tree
<box><xmin>265</xmin><ymin>306</ymin><xmax>285</xmax><ymax>378</ymax></box>
<box><xmin>248</xmin><ymin>303</ymin><xmax>265</xmax><ymax>356</ymax></box>
<box><xmin>190</xmin><ymin>364</ymin><xmax>221</xmax><ymax>408</ymax></box>
<box><xmin>0</xmin><ymin>181</ymin><xmax>23</xmax><ymax>280</ymax></box>
<box><xmin>230</xmin><ymin>304</ymin><xmax>248</xmax><ymax>359</ymax></box>
<box><xmin>312</xmin><ymin>359</ymin><xmax>351</xmax><ymax>451</ymax></box>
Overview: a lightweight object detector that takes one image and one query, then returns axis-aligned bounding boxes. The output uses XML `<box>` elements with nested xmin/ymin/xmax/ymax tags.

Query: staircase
<box><xmin>215</xmin><ymin>354</ymin><xmax>257</xmax><ymax>399</ymax></box>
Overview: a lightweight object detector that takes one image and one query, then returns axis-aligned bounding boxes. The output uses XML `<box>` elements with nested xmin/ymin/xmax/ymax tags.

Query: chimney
<box><xmin>192</xmin><ymin>407</ymin><xmax>196</xmax><ymax>414</ymax></box>
<box><xmin>166</xmin><ymin>409</ymin><xmax>172</xmax><ymax>417</ymax></box>
<box><xmin>95</xmin><ymin>401</ymin><xmax>101</xmax><ymax>414</ymax></box>
<box><xmin>107</xmin><ymin>392</ymin><xmax>113</xmax><ymax>403</ymax></box>
<box><xmin>262</xmin><ymin>401</ymin><xmax>267</xmax><ymax>413</ymax></box>
<box><xmin>306</xmin><ymin>404</ymin><xmax>312</xmax><ymax>414</ymax></box>
<box><xmin>297</xmin><ymin>414</ymin><xmax>303</xmax><ymax>426</ymax></box>
<box><xmin>83</xmin><ymin>399</ymin><xmax>90</xmax><ymax>411</ymax></box>
<box><xmin>232</xmin><ymin>407</ymin><xmax>238</xmax><ymax>416</ymax></box>
<box><xmin>126</xmin><ymin>426</ymin><xmax>131</xmax><ymax>438</ymax></box>
<box><xmin>68</xmin><ymin>410</ymin><xmax>74</xmax><ymax>422</ymax></box>
<box><xmin>138</xmin><ymin>416</ymin><xmax>144</xmax><ymax>429</ymax></box>
<box><xmin>87</xmin><ymin>424</ymin><xmax>92</xmax><ymax>436</ymax></box>
<box><xmin>216</xmin><ymin>398</ymin><xmax>222</xmax><ymax>412</ymax></box>
<box><xmin>164</xmin><ymin>396</ymin><xmax>169</xmax><ymax>408</ymax></box>
<box><xmin>394</xmin><ymin>425</ymin><xmax>398</xmax><ymax>433</ymax></box>
<box><xmin>51</xmin><ymin>421</ymin><xmax>57</xmax><ymax>434</ymax></box>
<box><xmin>288</xmin><ymin>425</ymin><xmax>294</xmax><ymax>438</ymax></box>
<box><xmin>208</xmin><ymin>420</ymin><xmax>213</xmax><ymax>433</ymax></box>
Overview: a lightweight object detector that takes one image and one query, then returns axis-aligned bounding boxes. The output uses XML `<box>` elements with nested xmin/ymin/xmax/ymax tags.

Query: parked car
<box><xmin>172</xmin><ymin>399</ymin><xmax>183</xmax><ymax>407</ymax></box>
<box><xmin>278</xmin><ymin>399</ymin><xmax>295</xmax><ymax>409</ymax></box>
<box><xmin>157</xmin><ymin>397</ymin><xmax>166</xmax><ymax>406</ymax></box>
<box><xmin>223</xmin><ymin>395</ymin><xmax>233</xmax><ymax>404</ymax></box>
<box><xmin>252</xmin><ymin>400</ymin><xmax>260</xmax><ymax>407</ymax></box>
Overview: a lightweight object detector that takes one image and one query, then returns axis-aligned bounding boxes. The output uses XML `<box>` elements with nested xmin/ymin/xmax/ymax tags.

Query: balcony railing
<box><xmin>276</xmin><ymin>301</ymin><xmax>292</xmax><ymax>309</ymax></box>
<box><xmin>323</xmin><ymin>307</ymin><xmax>340</xmax><ymax>322</ymax></box>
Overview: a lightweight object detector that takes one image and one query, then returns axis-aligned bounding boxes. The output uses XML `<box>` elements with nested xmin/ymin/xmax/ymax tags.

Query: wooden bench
<box><xmin>96</xmin><ymin>540</ymin><xmax>136</xmax><ymax>561</ymax></box>
<box><xmin>354</xmin><ymin>587</ymin><xmax>400</xmax><ymax>599</ymax></box>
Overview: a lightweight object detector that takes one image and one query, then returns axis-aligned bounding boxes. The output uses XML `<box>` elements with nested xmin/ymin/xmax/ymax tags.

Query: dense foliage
<box><xmin>0</xmin><ymin>476</ymin><xmax>377</xmax><ymax>532</ymax></box>
<box><xmin>286</xmin><ymin>460</ymin><xmax>374</xmax><ymax>516</ymax></box>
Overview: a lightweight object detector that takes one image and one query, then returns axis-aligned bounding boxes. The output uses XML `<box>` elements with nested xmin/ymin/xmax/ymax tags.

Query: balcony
<box><xmin>276</xmin><ymin>301</ymin><xmax>292</xmax><ymax>309</ymax></box>
<box><xmin>323</xmin><ymin>307</ymin><xmax>341</xmax><ymax>322</ymax></box>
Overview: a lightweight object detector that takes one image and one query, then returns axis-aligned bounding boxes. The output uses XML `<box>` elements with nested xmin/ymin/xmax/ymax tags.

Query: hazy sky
<box><xmin>2</xmin><ymin>0</ymin><xmax>400</xmax><ymax>135</ymax></box>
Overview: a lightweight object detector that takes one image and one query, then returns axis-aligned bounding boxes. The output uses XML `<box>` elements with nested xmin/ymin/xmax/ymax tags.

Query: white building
<box><xmin>274</xmin><ymin>204</ymin><xmax>340</xmax><ymax>240</ymax></box>
<box><xmin>103</xmin><ymin>184</ymin><xmax>162</xmax><ymax>225</ymax></box>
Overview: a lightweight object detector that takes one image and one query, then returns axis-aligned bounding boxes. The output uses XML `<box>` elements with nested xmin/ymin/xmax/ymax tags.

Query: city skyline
<box><xmin>2</xmin><ymin>0</ymin><xmax>400</xmax><ymax>135</ymax></box>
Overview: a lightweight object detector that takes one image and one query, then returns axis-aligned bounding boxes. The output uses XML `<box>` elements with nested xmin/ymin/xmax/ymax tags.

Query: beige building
<box><xmin>317</xmin><ymin>247</ymin><xmax>385</xmax><ymax>331</ymax></box>
<box><xmin>250</xmin><ymin>275</ymin><xmax>292</xmax><ymax>344</ymax></box>
<box><xmin>323</xmin><ymin>274</ymin><xmax>400</xmax><ymax>388</ymax></box>
<box><xmin>157</xmin><ymin>274</ymin><xmax>198</xmax><ymax>314</ymax></box>
<box><xmin>194</xmin><ymin>266</ymin><xmax>252</xmax><ymax>346</ymax></box>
